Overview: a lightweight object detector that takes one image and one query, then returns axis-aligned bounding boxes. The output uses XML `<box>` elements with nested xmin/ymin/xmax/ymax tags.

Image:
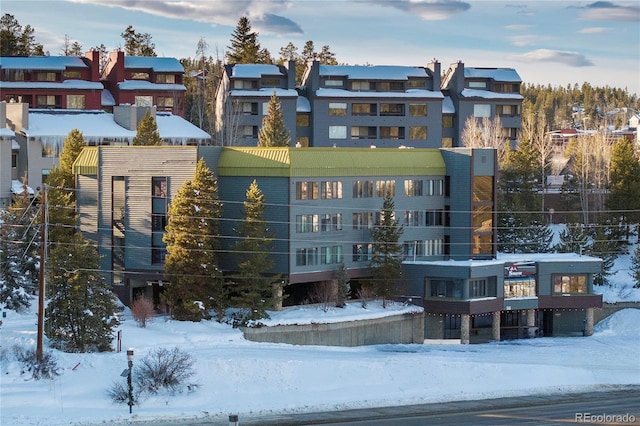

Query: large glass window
<box><xmin>241</xmin><ymin>125</ymin><xmax>258</xmax><ymax>138</ymax></box>
<box><xmin>377</xmin><ymin>81</ymin><xmax>404</xmax><ymax>91</ymax></box>
<box><xmin>352</xmin><ymin>243</ymin><xmax>373</xmax><ymax>262</ymax></box>
<box><xmin>151</xmin><ymin>177</ymin><xmax>168</xmax><ymax>265</ymax></box>
<box><xmin>443</xmin><ymin>116</ymin><xmax>453</xmax><ymax>128</ymax></box>
<box><xmin>296</xmin><ymin>248</ymin><xmax>318</xmax><ymax>266</ymax></box>
<box><xmin>504</xmin><ymin>277</ymin><xmax>536</xmax><ymax>298</ymax></box>
<box><xmin>66</xmin><ymin>95</ymin><xmax>85</xmax><ymax>109</ymax></box>
<box><xmin>135</xmin><ymin>96</ymin><xmax>153</xmax><ymax>107</ymax></box>
<box><xmin>297</xmin><ymin>114</ymin><xmax>309</xmax><ymax>126</ymax></box>
<box><xmin>380</xmin><ymin>126</ymin><xmax>405</xmax><ymax>139</ymax></box>
<box><xmin>425</xmin><ymin>210</ymin><xmax>444</xmax><ymax>226</ymax></box>
<box><xmin>351</xmin><ymin>126</ymin><xmax>376</xmax><ymax>139</ymax></box>
<box><xmin>409</xmin><ymin>104</ymin><xmax>428</xmax><ymax>116</ymax></box>
<box><xmin>404</xmin><ymin>179</ymin><xmax>423</xmax><ymax>196</ymax></box>
<box><xmin>240</xmin><ymin>102</ymin><xmax>258</xmax><ymax>115</ymax></box>
<box><xmin>375</xmin><ymin>180</ymin><xmax>395</xmax><ymax>197</ymax></box>
<box><xmin>329</xmin><ymin>126</ymin><xmax>347</xmax><ymax>139</ymax></box>
<box><xmin>233</xmin><ymin>79</ymin><xmax>258</xmax><ymax>89</ymax></box>
<box><xmin>295</xmin><ymin>181</ymin><xmax>319</xmax><ymax>200</ymax></box>
<box><xmin>473</xmin><ymin>176</ymin><xmax>493</xmax><ymax>202</ymax></box>
<box><xmin>296</xmin><ymin>214</ymin><xmax>319</xmax><ymax>233</ymax></box>
<box><xmin>321</xmin><ymin>181</ymin><xmax>343</xmax><ymax>199</ymax></box>
<box><xmin>35</xmin><ymin>72</ymin><xmax>57</xmax><ymax>81</ymax></box>
<box><xmin>473</xmin><ymin>104</ymin><xmax>491</xmax><ymax>117</ymax></box>
<box><xmin>353</xmin><ymin>180</ymin><xmax>373</xmax><ymax>198</ymax></box>
<box><xmin>351</xmin><ymin>81</ymin><xmax>371</xmax><ymax>91</ymax></box>
<box><xmin>430</xmin><ymin>279</ymin><xmax>462</xmax><ymax>298</ymax></box>
<box><xmin>156</xmin><ymin>74</ymin><xmax>176</xmax><ymax>84</ymax></box>
<box><xmin>497</xmin><ymin>104</ymin><xmax>520</xmax><ymax>116</ymax></box>
<box><xmin>131</xmin><ymin>72</ymin><xmax>149</xmax><ymax>80</ymax></box>
<box><xmin>404</xmin><ymin>210</ymin><xmax>421</xmax><ymax>227</ymax></box>
<box><xmin>321</xmin><ymin>246</ymin><xmax>343</xmax><ymax>264</ymax></box>
<box><xmin>352</xmin><ymin>103</ymin><xmax>376</xmax><ymax>116</ymax></box>
<box><xmin>553</xmin><ymin>274</ymin><xmax>586</xmax><ymax>294</ymax></box>
<box><xmin>36</xmin><ymin>95</ymin><xmax>58</xmax><ymax>108</ymax></box>
<box><xmin>380</xmin><ymin>103</ymin><xmax>404</xmax><ymax>116</ymax></box>
<box><xmin>320</xmin><ymin>213</ymin><xmax>342</xmax><ymax>232</ymax></box>
<box><xmin>409</xmin><ymin>126</ymin><xmax>427</xmax><ymax>140</ymax></box>
<box><xmin>329</xmin><ymin>102</ymin><xmax>347</xmax><ymax>116</ymax></box>
<box><xmin>468</xmin><ymin>81</ymin><xmax>487</xmax><ymax>89</ymax></box>
<box><xmin>352</xmin><ymin>212</ymin><xmax>374</xmax><ymax>229</ymax></box>
<box><xmin>324</xmin><ymin>78</ymin><xmax>344</xmax><ymax>87</ymax></box>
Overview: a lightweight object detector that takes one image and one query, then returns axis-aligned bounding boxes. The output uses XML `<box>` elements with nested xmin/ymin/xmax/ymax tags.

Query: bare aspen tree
<box><xmin>461</xmin><ymin>116</ymin><xmax>508</xmax><ymax>165</ymax></box>
<box><xmin>522</xmin><ymin>107</ymin><xmax>553</xmax><ymax>212</ymax></box>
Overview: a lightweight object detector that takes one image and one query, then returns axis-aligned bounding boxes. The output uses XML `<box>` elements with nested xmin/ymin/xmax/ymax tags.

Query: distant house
<box><xmin>101</xmin><ymin>50</ymin><xmax>187</xmax><ymax>117</ymax></box>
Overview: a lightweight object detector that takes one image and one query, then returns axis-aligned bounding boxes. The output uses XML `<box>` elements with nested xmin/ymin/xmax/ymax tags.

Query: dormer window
<box><xmin>131</xmin><ymin>72</ymin><xmax>150</xmax><ymax>80</ymax></box>
<box><xmin>156</xmin><ymin>74</ymin><xmax>176</xmax><ymax>84</ymax></box>
<box><xmin>351</xmin><ymin>81</ymin><xmax>371</xmax><ymax>91</ymax></box>
<box><xmin>63</xmin><ymin>70</ymin><xmax>81</xmax><ymax>79</ymax></box>
<box><xmin>377</xmin><ymin>81</ymin><xmax>404</xmax><ymax>91</ymax></box>
<box><xmin>233</xmin><ymin>80</ymin><xmax>258</xmax><ymax>89</ymax></box>
<box><xmin>468</xmin><ymin>81</ymin><xmax>487</xmax><ymax>89</ymax></box>
<box><xmin>261</xmin><ymin>77</ymin><xmax>280</xmax><ymax>87</ymax></box>
<box><xmin>324</xmin><ymin>78</ymin><xmax>344</xmax><ymax>88</ymax></box>
<box><xmin>35</xmin><ymin>72</ymin><xmax>57</xmax><ymax>82</ymax></box>
<box><xmin>408</xmin><ymin>79</ymin><xmax>426</xmax><ymax>89</ymax></box>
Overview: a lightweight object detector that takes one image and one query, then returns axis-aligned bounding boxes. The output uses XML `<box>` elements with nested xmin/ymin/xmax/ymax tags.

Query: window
<box><xmin>240</xmin><ymin>102</ymin><xmax>259</xmax><ymax>115</ymax></box>
<box><xmin>321</xmin><ymin>181</ymin><xmax>343</xmax><ymax>199</ymax></box>
<box><xmin>321</xmin><ymin>245</ymin><xmax>343</xmax><ymax>264</ymax></box>
<box><xmin>468</xmin><ymin>81</ymin><xmax>487</xmax><ymax>89</ymax></box>
<box><xmin>380</xmin><ymin>126</ymin><xmax>405</xmax><ymax>139</ymax></box>
<box><xmin>157</xmin><ymin>96</ymin><xmax>174</xmax><ymax>109</ymax></box>
<box><xmin>351</xmin><ymin>126</ymin><xmax>376</xmax><ymax>139</ymax></box>
<box><xmin>152</xmin><ymin>177</ymin><xmax>167</xmax><ymax>198</ymax></box>
<box><xmin>473</xmin><ymin>104</ymin><xmax>491</xmax><ymax>117</ymax></box>
<box><xmin>63</xmin><ymin>70</ymin><xmax>81</xmax><ymax>79</ymax></box>
<box><xmin>66</xmin><ymin>95</ymin><xmax>85</xmax><ymax>109</ymax></box>
<box><xmin>426</xmin><ymin>210</ymin><xmax>444</xmax><ymax>226</ymax></box>
<box><xmin>409</xmin><ymin>126</ymin><xmax>427</xmax><ymax>140</ymax></box>
<box><xmin>375</xmin><ymin>180</ymin><xmax>395</xmax><ymax>197</ymax></box>
<box><xmin>351</xmin><ymin>81</ymin><xmax>371</xmax><ymax>91</ymax></box>
<box><xmin>241</xmin><ymin>126</ymin><xmax>258</xmax><ymax>138</ymax></box>
<box><xmin>505</xmin><ymin>127</ymin><xmax>518</xmax><ymax>139</ymax></box>
<box><xmin>261</xmin><ymin>77</ymin><xmax>280</xmax><ymax>87</ymax></box>
<box><xmin>375</xmin><ymin>210</ymin><xmax>395</xmax><ymax>225</ymax></box>
<box><xmin>151</xmin><ymin>177</ymin><xmax>168</xmax><ymax>265</ymax></box>
<box><xmin>329</xmin><ymin>126</ymin><xmax>347</xmax><ymax>139</ymax></box>
<box><xmin>6</xmin><ymin>70</ymin><xmax>24</xmax><ymax>81</ymax></box>
<box><xmin>329</xmin><ymin>102</ymin><xmax>347</xmax><ymax>116</ymax></box>
<box><xmin>377</xmin><ymin>81</ymin><xmax>404</xmax><ymax>91</ymax></box>
<box><xmin>262</xmin><ymin>102</ymin><xmax>269</xmax><ymax>115</ymax></box>
<box><xmin>352</xmin><ymin>212</ymin><xmax>374</xmax><ymax>229</ymax></box>
<box><xmin>352</xmin><ymin>103</ymin><xmax>376</xmax><ymax>116</ymax></box>
<box><xmin>135</xmin><ymin>96</ymin><xmax>153</xmax><ymax>107</ymax></box>
<box><xmin>504</xmin><ymin>277</ymin><xmax>536</xmax><ymax>298</ymax></box>
<box><xmin>471</xmin><ymin>279</ymin><xmax>488</xmax><ymax>298</ymax></box>
<box><xmin>296</xmin><ymin>248</ymin><xmax>318</xmax><ymax>266</ymax></box>
<box><xmin>353</xmin><ymin>180</ymin><xmax>373</xmax><ymax>198</ymax></box>
<box><xmin>12</xmin><ymin>152</ymin><xmax>18</xmax><ymax>168</ymax></box>
<box><xmin>35</xmin><ymin>72</ymin><xmax>57</xmax><ymax>81</ymax></box>
<box><xmin>295</xmin><ymin>181</ymin><xmax>319</xmax><ymax>200</ymax></box>
<box><xmin>497</xmin><ymin>104</ymin><xmax>520</xmax><ymax>116</ymax></box>
<box><xmin>296</xmin><ymin>214</ymin><xmax>319</xmax><ymax>233</ymax></box>
<box><xmin>42</xmin><ymin>143</ymin><xmax>59</xmax><ymax>158</ymax></box>
<box><xmin>297</xmin><ymin>114</ymin><xmax>309</xmax><ymax>126</ymax></box>
<box><xmin>404</xmin><ymin>179</ymin><xmax>423</xmax><ymax>196</ymax></box>
<box><xmin>553</xmin><ymin>274</ymin><xmax>586</xmax><ymax>294</ymax></box>
<box><xmin>380</xmin><ymin>103</ymin><xmax>404</xmax><ymax>116</ymax></box>
<box><xmin>425</xmin><ymin>239</ymin><xmax>443</xmax><ymax>256</ymax></box>
<box><xmin>320</xmin><ymin>213</ymin><xmax>342</xmax><ymax>232</ymax></box>
<box><xmin>409</xmin><ymin>104</ymin><xmax>427</xmax><ymax>116</ymax></box>
<box><xmin>233</xmin><ymin>80</ymin><xmax>258</xmax><ymax>89</ymax></box>
<box><xmin>442</xmin><ymin>116</ymin><xmax>453</xmax><ymax>128</ymax></box>
<box><xmin>324</xmin><ymin>78</ymin><xmax>344</xmax><ymax>87</ymax></box>
<box><xmin>131</xmin><ymin>72</ymin><xmax>149</xmax><ymax>80</ymax></box>
<box><xmin>430</xmin><ymin>279</ymin><xmax>462</xmax><ymax>298</ymax></box>
<box><xmin>404</xmin><ymin>210</ymin><xmax>421</xmax><ymax>227</ymax></box>
<box><xmin>442</xmin><ymin>137</ymin><xmax>453</xmax><ymax>148</ymax></box>
<box><xmin>473</xmin><ymin>176</ymin><xmax>493</xmax><ymax>202</ymax></box>
<box><xmin>36</xmin><ymin>95</ymin><xmax>58</xmax><ymax>108</ymax></box>
<box><xmin>352</xmin><ymin>244</ymin><xmax>373</xmax><ymax>262</ymax></box>
<box><xmin>296</xmin><ymin>137</ymin><xmax>309</xmax><ymax>147</ymax></box>
<box><xmin>156</xmin><ymin>74</ymin><xmax>176</xmax><ymax>84</ymax></box>
<box><xmin>403</xmin><ymin>241</ymin><xmax>425</xmax><ymax>258</ymax></box>
<box><xmin>407</xmin><ymin>79</ymin><xmax>425</xmax><ymax>88</ymax></box>
<box><xmin>494</xmin><ymin>83</ymin><xmax>520</xmax><ymax>93</ymax></box>
<box><xmin>426</xmin><ymin>179</ymin><xmax>444</xmax><ymax>196</ymax></box>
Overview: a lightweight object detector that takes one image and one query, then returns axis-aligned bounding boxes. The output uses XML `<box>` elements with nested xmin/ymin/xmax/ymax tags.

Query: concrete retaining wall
<box><xmin>241</xmin><ymin>312</ymin><xmax>425</xmax><ymax>347</ymax></box>
<box><xmin>595</xmin><ymin>302</ymin><xmax>640</xmax><ymax>324</ymax></box>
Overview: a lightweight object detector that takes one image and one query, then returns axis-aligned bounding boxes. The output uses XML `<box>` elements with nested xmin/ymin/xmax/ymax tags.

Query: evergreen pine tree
<box><xmin>132</xmin><ymin>111</ymin><xmax>163</xmax><ymax>146</ymax></box>
<box><xmin>226</xmin><ymin>16</ymin><xmax>262</xmax><ymax>64</ymax></box>
<box><xmin>334</xmin><ymin>262</ymin><xmax>349</xmax><ymax>308</ymax></box>
<box><xmin>163</xmin><ymin>159</ymin><xmax>224</xmax><ymax>321</ymax></box>
<box><xmin>608</xmin><ymin>138</ymin><xmax>640</xmax><ymax>228</ymax></box>
<box><xmin>370</xmin><ymin>194</ymin><xmax>404</xmax><ymax>308</ymax></box>
<box><xmin>121</xmin><ymin>25</ymin><xmax>157</xmax><ymax>57</ymax></box>
<box><xmin>630</xmin><ymin>245</ymin><xmax>640</xmax><ymax>289</ymax></box>
<box><xmin>258</xmin><ymin>91</ymin><xmax>290</xmax><ymax>147</ymax></box>
<box><xmin>554</xmin><ymin>223</ymin><xmax>589</xmax><ymax>254</ymax></box>
<box><xmin>58</xmin><ymin>129</ymin><xmax>86</xmax><ymax>193</ymax></box>
<box><xmin>230</xmin><ymin>180</ymin><xmax>279</xmax><ymax>323</ymax></box>
<box><xmin>45</xmin><ymin>233</ymin><xmax>121</xmax><ymax>352</ymax></box>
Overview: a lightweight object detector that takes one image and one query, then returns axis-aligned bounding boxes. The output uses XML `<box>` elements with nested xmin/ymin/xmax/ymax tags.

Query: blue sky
<box><xmin>4</xmin><ymin>0</ymin><xmax>640</xmax><ymax>94</ymax></box>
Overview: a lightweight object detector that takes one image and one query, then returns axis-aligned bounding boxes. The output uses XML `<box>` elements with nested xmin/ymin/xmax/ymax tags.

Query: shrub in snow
<box><xmin>131</xmin><ymin>295</ymin><xmax>155</xmax><ymax>328</ymax></box>
<box><xmin>136</xmin><ymin>347</ymin><xmax>196</xmax><ymax>395</ymax></box>
<box><xmin>311</xmin><ymin>281</ymin><xmax>336</xmax><ymax>312</ymax></box>
<box><xmin>13</xmin><ymin>345</ymin><xmax>61</xmax><ymax>380</ymax></box>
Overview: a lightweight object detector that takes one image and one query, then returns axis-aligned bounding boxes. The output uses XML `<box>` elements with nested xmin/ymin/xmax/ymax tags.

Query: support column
<box><xmin>584</xmin><ymin>308</ymin><xmax>594</xmax><ymax>336</ymax></box>
<box><xmin>460</xmin><ymin>314</ymin><xmax>470</xmax><ymax>344</ymax></box>
<box><xmin>492</xmin><ymin>311</ymin><xmax>501</xmax><ymax>341</ymax></box>
<box><xmin>526</xmin><ymin>309</ymin><xmax>537</xmax><ymax>338</ymax></box>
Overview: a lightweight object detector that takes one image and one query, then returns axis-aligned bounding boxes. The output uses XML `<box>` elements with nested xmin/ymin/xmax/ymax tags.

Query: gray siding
<box><xmin>76</xmin><ymin>174</ymin><xmax>98</xmax><ymax>242</ymax></box>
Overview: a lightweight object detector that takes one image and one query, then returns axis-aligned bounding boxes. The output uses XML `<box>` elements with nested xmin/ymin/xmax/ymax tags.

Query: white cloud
<box><xmin>509</xmin><ymin>34</ymin><xmax>550</xmax><ymax>47</ymax></box>
<box><xmin>577</xmin><ymin>27</ymin><xmax>612</xmax><ymax>34</ymax></box>
<box><xmin>578</xmin><ymin>1</ymin><xmax>640</xmax><ymax>22</ymax></box>
<box><xmin>366</xmin><ymin>0</ymin><xmax>471</xmax><ymax>20</ymax></box>
<box><xmin>504</xmin><ymin>24</ymin><xmax>533</xmax><ymax>31</ymax></box>
<box><xmin>508</xmin><ymin>49</ymin><xmax>594</xmax><ymax>67</ymax></box>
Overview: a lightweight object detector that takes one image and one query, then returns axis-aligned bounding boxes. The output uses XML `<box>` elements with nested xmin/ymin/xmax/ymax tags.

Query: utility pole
<box><xmin>36</xmin><ymin>185</ymin><xmax>48</xmax><ymax>362</ymax></box>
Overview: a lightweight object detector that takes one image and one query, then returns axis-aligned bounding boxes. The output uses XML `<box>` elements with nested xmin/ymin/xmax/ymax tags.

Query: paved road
<box><xmin>109</xmin><ymin>386</ymin><xmax>640</xmax><ymax>425</ymax></box>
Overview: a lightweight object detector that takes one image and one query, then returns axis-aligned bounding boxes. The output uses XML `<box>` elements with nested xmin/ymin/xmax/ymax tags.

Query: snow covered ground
<box><xmin>1</xmin><ymin>236</ymin><xmax>639</xmax><ymax>426</ymax></box>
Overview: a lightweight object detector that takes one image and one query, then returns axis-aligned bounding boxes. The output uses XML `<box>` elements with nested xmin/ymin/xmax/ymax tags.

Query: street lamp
<box><xmin>127</xmin><ymin>349</ymin><xmax>134</xmax><ymax>414</ymax></box>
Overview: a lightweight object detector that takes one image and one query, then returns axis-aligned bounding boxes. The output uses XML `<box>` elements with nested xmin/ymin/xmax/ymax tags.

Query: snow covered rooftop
<box><xmin>230</xmin><ymin>88</ymin><xmax>297</xmax><ymax>97</ymax></box>
<box><xmin>123</xmin><ymin>56</ymin><xmax>184</xmax><ymax>73</ymax></box>
<box><xmin>231</xmin><ymin>64</ymin><xmax>283</xmax><ymax>78</ymax></box>
<box><xmin>319</xmin><ymin>65</ymin><xmax>428</xmax><ymax>80</ymax></box>
<box><xmin>464</xmin><ymin>67</ymin><xmax>521</xmax><ymax>82</ymax></box>
<box><xmin>11</xmin><ymin>179</ymin><xmax>34</xmax><ymax>195</ymax></box>
<box><xmin>406</xmin><ymin>252</ymin><xmax>601</xmax><ymax>268</ymax></box>
<box><xmin>316</xmin><ymin>88</ymin><xmax>443</xmax><ymax>99</ymax></box>
<box><xmin>297</xmin><ymin>96</ymin><xmax>311</xmax><ymax>113</ymax></box>
<box><xmin>0</xmin><ymin>56</ymin><xmax>88</xmax><ymax>70</ymax></box>
<box><xmin>101</xmin><ymin>89</ymin><xmax>115</xmax><ymax>106</ymax></box>
<box><xmin>117</xmin><ymin>80</ymin><xmax>186</xmax><ymax>91</ymax></box>
<box><xmin>461</xmin><ymin>88</ymin><xmax>523</xmax><ymax>100</ymax></box>
<box><xmin>155</xmin><ymin>112</ymin><xmax>211</xmax><ymax>141</ymax></box>
<box><xmin>442</xmin><ymin>96</ymin><xmax>455</xmax><ymax>114</ymax></box>
<box><xmin>0</xmin><ymin>80</ymin><xmax>104</xmax><ymax>90</ymax></box>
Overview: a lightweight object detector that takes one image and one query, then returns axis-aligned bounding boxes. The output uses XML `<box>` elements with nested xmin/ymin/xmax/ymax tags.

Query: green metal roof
<box><xmin>217</xmin><ymin>147</ymin><xmax>446</xmax><ymax>177</ymax></box>
<box><xmin>73</xmin><ymin>147</ymin><xmax>98</xmax><ymax>175</ymax></box>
